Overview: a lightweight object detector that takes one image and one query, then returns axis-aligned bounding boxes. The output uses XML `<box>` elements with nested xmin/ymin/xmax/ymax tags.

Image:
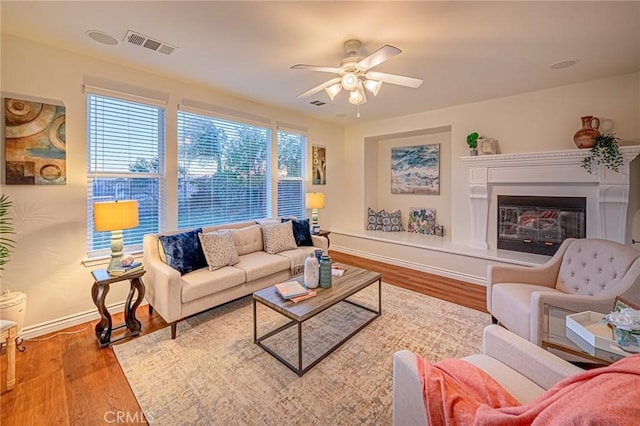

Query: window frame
<box><xmin>85</xmin><ymin>89</ymin><xmax>166</xmax><ymax>258</ymax></box>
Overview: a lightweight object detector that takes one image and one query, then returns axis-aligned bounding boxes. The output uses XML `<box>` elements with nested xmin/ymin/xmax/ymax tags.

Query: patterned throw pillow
<box><xmin>367</xmin><ymin>208</ymin><xmax>377</xmax><ymax>230</ymax></box>
<box><xmin>159</xmin><ymin>228</ymin><xmax>207</xmax><ymax>275</ymax></box>
<box><xmin>262</xmin><ymin>221</ymin><xmax>298</xmax><ymax>254</ymax></box>
<box><xmin>366</xmin><ymin>208</ymin><xmax>386</xmax><ymax>231</ymax></box>
<box><xmin>381</xmin><ymin>210</ymin><xmax>405</xmax><ymax>232</ymax></box>
<box><xmin>198</xmin><ymin>231</ymin><xmax>240</xmax><ymax>271</ymax></box>
<box><xmin>281</xmin><ymin>218</ymin><xmax>313</xmax><ymax>246</ymax></box>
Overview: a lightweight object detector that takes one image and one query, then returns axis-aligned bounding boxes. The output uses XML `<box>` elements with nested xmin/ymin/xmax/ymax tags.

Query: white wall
<box><xmin>342</xmin><ymin>73</ymin><xmax>640</xmax><ymax>247</ymax></box>
<box><xmin>0</xmin><ymin>35</ymin><xmax>343</xmax><ymax>334</ymax></box>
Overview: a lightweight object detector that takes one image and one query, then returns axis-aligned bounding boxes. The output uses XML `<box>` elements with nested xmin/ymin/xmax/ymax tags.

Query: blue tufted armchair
<box><xmin>487</xmin><ymin>238</ymin><xmax>640</xmax><ymax>345</ymax></box>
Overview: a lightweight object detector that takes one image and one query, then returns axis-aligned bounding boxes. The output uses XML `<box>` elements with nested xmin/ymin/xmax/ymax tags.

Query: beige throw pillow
<box><xmin>262</xmin><ymin>221</ymin><xmax>297</xmax><ymax>254</ymax></box>
<box><xmin>198</xmin><ymin>231</ymin><xmax>240</xmax><ymax>271</ymax></box>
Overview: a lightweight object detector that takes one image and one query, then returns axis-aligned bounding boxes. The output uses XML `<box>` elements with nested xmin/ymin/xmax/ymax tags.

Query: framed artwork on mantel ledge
<box><xmin>479</xmin><ymin>138</ymin><xmax>497</xmax><ymax>155</ymax></box>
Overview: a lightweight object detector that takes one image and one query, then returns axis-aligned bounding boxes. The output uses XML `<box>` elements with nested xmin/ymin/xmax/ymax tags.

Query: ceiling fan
<box><xmin>291</xmin><ymin>39</ymin><xmax>423</xmax><ymax>106</ymax></box>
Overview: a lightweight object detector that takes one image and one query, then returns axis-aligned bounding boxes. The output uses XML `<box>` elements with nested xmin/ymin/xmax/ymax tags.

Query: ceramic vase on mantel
<box><xmin>573</xmin><ymin>115</ymin><xmax>601</xmax><ymax>149</ymax></box>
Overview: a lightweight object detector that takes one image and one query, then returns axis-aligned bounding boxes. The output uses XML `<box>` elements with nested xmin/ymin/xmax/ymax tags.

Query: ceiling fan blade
<box><xmin>296</xmin><ymin>77</ymin><xmax>341</xmax><ymax>99</ymax></box>
<box><xmin>365</xmin><ymin>71</ymin><xmax>423</xmax><ymax>88</ymax></box>
<box><xmin>291</xmin><ymin>64</ymin><xmax>342</xmax><ymax>73</ymax></box>
<box><xmin>357</xmin><ymin>45</ymin><xmax>401</xmax><ymax>70</ymax></box>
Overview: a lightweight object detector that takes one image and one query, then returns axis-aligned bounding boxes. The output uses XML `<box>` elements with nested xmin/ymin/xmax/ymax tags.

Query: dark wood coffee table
<box><xmin>253</xmin><ymin>265</ymin><xmax>382</xmax><ymax>376</ymax></box>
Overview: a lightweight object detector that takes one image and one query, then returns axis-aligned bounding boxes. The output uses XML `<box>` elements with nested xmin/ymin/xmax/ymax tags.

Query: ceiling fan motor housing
<box><xmin>343</xmin><ymin>39</ymin><xmax>362</xmax><ymax>57</ymax></box>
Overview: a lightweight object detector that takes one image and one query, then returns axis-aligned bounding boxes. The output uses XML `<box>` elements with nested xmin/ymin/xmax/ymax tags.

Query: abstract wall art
<box><xmin>4</xmin><ymin>97</ymin><xmax>66</xmax><ymax>185</ymax></box>
<box><xmin>312</xmin><ymin>145</ymin><xmax>326</xmax><ymax>185</ymax></box>
<box><xmin>391</xmin><ymin>144</ymin><xmax>439</xmax><ymax>195</ymax></box>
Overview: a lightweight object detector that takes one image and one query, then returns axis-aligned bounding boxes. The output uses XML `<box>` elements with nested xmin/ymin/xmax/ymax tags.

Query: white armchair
<box><xmin>487</xmin><ymin>238</ymin><xmax>640</xmax><ymax>345</ymax></box>
<box><xmin>392</xmin><ymin>325</ymin><xmax>584</xmax><ymax>425</ymax></box>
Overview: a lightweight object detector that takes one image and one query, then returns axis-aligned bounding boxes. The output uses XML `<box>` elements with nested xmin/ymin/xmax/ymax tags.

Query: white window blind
<box><xmin>86</xmin><ymin>94</ymin><xmax>166</xmax><ymax>256</ymax></box>
<box><xmin>277</xmin><ymin>130</ymin><xmax>306</xmax><ymax>219</ymax></box>
<box><xmin>177</xmin><ymin>109</ymin><xmax>270</xmax><ymax>228</ymax></box>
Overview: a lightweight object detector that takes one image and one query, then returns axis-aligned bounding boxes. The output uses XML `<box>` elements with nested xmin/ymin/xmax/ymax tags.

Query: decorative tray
<box><xmin>566</xmin><ymin>311</ymin><xmax>627</xmax><ymax>357</ymax></box>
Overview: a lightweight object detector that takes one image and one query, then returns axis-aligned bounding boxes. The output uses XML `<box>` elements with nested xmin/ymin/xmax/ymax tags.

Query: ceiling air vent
<box><xmin>310</xmin><ymin>100</ymin><xmax>326</xmax><ymax>106</ymax></box>
<box><xmin>124</xmin><ymin>30</ymin><xmax>177</xmax><ymax>55</ymax></box>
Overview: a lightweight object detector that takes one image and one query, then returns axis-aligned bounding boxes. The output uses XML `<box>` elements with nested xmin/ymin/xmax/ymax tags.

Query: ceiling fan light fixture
<box><xmin>349</xmin><ymin>82</ymin><xmax>367</xmax><ymax>105</ymax></box>
<box><xmin>325</xmin><ymin>83</ymin><xmax>342</xmax><ymax>100</ymax></box>
<box><xmin>364</xmin><ymin>79</ymin><xmax>382</xmax><ymax>96</ymax></box>
<box><xmin>349</xmin><ymin>89</ymin><xmax>363</xmax><ymax>105</ymax></box>
<box><xmin>341</xmin><ymin>72</ymin><xmax>359</xmax><ymax>91</ymax></box>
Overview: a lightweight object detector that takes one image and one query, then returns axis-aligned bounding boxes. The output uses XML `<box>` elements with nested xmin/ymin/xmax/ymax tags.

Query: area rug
<box><xmin>113</xmin><ymin>283</ymin><xmax>490</xmax><ymax>425</ymax></box>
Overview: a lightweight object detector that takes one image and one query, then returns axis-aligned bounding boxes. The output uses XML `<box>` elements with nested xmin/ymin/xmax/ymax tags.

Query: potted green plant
<box><xmin>0</xmin><ymin>194</ymin><xmax>15</xmax><ymax>270</ymax></box>
<box><xmin>466</xmin><ymin>132</ymin><xmax>479</xmax><ymax>156</ymax></box>
<box><xmin>581</xmin><ymin>133</ymin><xmax>624</xmax><ymax>174</ymax></box>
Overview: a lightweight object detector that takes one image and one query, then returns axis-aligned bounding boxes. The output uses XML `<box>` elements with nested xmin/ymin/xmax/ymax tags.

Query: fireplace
<box><xmin>461</xmin><ymin>146</ymin><xmax>640</xmax><ymax>253</ymax></box>
<box><xmin>497</xmin><ymin>196</ymin><xmax>586</xmax><ymax>255</ymax></box>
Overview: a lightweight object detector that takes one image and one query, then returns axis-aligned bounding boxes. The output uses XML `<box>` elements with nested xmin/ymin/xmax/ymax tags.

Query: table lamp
<box><xmin>94</xmin><ymin>200</ymin><xmax>139</xmax><ymax>272</ymax></box>
<box><xmin>305</xmin><ymin>192</ymin><xmax>325</xmax><ymax>233</ymax></box>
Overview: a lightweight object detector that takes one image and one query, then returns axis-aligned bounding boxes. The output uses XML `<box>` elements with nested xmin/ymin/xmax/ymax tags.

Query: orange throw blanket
<box><xmin>418</xmin><ymin>354</ymin><xmax>640</xmax><ymax>425</ymax></box>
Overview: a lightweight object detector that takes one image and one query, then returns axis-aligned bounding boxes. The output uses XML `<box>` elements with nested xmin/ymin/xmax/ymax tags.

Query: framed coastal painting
<box><xmin>312</xmin><ymin>145</ymin><xmax>326</xmax><ymax>185</ymax></box>
<box><xmin>4</xmin><ymin>97</ymin><xmax>66</xmax><ymax>185</ymax></box>
<box><xmin>407</xmin><ymin>208</ymin><xmax>436</xmax><ymax>234</ymax></box>
<box><xmin>391</xmin><ymin>144</ymin><xmax>439</xmax><ymax>195</ymax></box>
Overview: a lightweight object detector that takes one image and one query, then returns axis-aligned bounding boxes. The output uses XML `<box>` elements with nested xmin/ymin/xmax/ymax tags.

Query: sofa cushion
<box><xmin>234</xmin><ymin>251</ymin><xmax>291</xmax><ymax>282</ymax></box>
<box><xmin>181</xmin><ymin>266</ymin><xmax>246</xmax><ymax>303</ymax></box>
<box><xmin>262</xmin><ymin>221</ymin><xmax>297</xmax><ymax>254</ymax></box>
<box><xmin>159</xmin><ymin>228</ymin><xmax>207</xmax><ymax>275</ymax></box>
<box><xmin>281</xmin><ymin>218</ymin><xmax>313</xmax><ymax>246</ymax></box>
<box><xmin>256</xmin><ymin>217</ymin><xmax>281</xmax><ymax>226</ymax></box>
<box><xmin>198</xmin><ymin>231</ymin><xmax>240</xmax><ymax>271</ymax></box>
<box><xmin>227</xmin><ymin>225</ymin><xmax>264</xmax><ymax>255</ymax></box>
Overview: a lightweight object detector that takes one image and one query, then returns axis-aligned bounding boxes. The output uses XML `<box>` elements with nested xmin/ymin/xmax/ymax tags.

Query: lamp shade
<box><xmin>305</xmin><ymin>192</ymin><xmax>325</xmax><ymax>210</ymax></box>
<box><xmin>94</xmin><ymin>200</ymin><xmax>139</xmax><ymax>232</ymax></box>
<box><xmin>325</xmin><ymin>83</ymin><xmax>342</xmax><ymax>101</ymax></box>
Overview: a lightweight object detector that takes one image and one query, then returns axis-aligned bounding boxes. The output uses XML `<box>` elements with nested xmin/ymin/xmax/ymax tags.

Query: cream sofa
<box><xmin>392</xmin><ymin>324</ymin><xmax>584</xmax><ymax>425</ymax></box>
<box><xmin>143</xmin><ymin>220</ymin><xmax>328</xmax><ymax>338</ymax></box>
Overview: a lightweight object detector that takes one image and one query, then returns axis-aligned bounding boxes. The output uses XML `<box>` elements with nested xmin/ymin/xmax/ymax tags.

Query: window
<box><xmin>277</xmin><ymin>130</ymin><xmax>306</xmax><ymax>219</ymax></box>
<box><xmin>177</xmin><ymin>109</ymin><xmax>270</xmax><ymax>228</ymax></box>
<box><xmin>87</xmin><ymin>93</ymin><xmax>165</xmax><ymax>256</ymax></box>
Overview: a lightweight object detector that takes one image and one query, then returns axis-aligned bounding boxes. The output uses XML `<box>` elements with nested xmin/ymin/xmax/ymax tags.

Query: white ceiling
<box><xmin>2</xmin><ymin>1</ymin><xmax>639</xmax><ymax>125</ymax></box>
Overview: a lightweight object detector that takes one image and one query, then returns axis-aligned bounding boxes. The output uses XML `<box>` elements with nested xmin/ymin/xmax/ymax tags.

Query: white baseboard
<box><xmin>19</xmin><ymin>301</ymin><xmax>149</xmax><ymax>340</ymax></box>
<box><xmin>331</xmin><ymin>244</ymin><xmax>487</xmax><ymax>286</ymax></box>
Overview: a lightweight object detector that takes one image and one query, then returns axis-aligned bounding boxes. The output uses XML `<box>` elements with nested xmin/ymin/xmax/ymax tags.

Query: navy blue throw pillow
<box><xmin>159</xmin><ymin>228</ymin><xmax>207</xmax><ymax>275</ymax></box>
<box><xmin>281</xmin><ymin>218</ymin><xmax>313</xmax><ymax>246</ymax></box>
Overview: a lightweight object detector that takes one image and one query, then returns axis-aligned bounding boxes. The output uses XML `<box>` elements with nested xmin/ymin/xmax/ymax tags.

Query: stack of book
<box><xmin>275</xmin><ymin>280</ymin><xmax>318</xmax><ymax>302</ymax></box>
<box><xmin>109</xmin><ymin>262</ymin><xmax>143</xmax><ymax>277</ymax></box>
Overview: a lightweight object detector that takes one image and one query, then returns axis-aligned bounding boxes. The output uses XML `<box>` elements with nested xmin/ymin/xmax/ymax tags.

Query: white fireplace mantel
<box><xmin>460</xmin><ymin>145</ymin><xmax>640</xmax><ymax>250</ymax></box>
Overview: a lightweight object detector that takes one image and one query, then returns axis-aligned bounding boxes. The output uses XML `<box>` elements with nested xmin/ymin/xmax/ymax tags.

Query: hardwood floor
<box><xmin>330</xmin><ymin>251</ymin><xmax>487</xmax><ymax>313</ymax></box>
<box><xmin>0</xmin><ymin>252</ymin><xmax>486</xmax><ymax>425</ymax></box>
